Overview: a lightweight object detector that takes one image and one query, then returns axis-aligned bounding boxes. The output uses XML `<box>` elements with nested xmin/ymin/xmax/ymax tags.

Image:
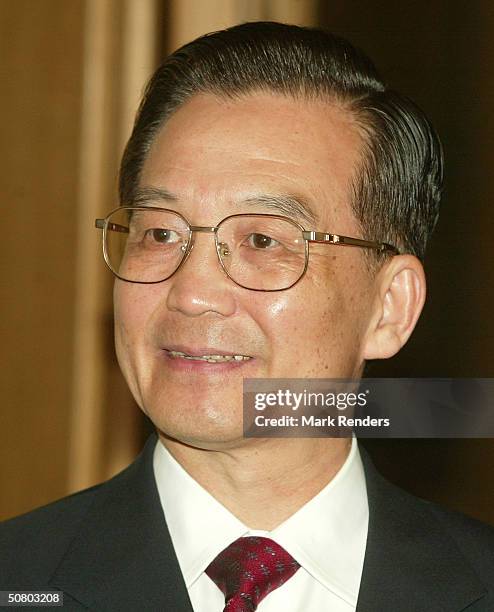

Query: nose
<box><xmin>165</xmin><ymin>231</ymin><xmax>237</xmax><ymax>317</ymax></box>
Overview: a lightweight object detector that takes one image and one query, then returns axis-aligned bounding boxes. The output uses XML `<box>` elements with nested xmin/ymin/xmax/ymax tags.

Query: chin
<box><xmin>157</xmin><ymin>424</ymin><xmax>247</xmax><ymax>451</ymax></box>
<box><xmin>146</xmin><ymin>397</ymin><xmax>245</xmax><ymax>448</ymax></box>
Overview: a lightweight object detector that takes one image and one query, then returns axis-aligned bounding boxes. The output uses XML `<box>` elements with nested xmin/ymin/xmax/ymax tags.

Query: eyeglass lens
<box><xmin>104</xmin><ymin>207</ymin><xmax>306</xmax><ymax>290</ymax></box>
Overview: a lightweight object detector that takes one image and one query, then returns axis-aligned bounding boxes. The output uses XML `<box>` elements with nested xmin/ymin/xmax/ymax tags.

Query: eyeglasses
<box><xmin>95</xmin><ymin>206</ymin><xmax>399</xmax><ymax>291</ymax></box>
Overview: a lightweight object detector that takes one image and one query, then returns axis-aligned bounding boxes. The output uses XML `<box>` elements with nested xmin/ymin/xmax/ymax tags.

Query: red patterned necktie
<box><xmin>205</xmin><ymin>536</ymin><xmax>300</xmax><ymax>611</ymax></box>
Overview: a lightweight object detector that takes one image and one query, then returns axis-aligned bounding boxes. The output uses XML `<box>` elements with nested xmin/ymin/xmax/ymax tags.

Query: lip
<box><xmin>163</xmin><ymin>344</ymin><xmax>253</xmax><ymax>358</ymax></box>
<box><xmin>161</xmin><ymin>344</ymin><xmax>255</xmax><ymax>373</ymax></box>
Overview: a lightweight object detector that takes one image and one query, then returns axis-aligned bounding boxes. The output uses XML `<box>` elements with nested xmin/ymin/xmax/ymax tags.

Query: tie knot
<box><xmin>205</xmin><ymin>536</ymin><xmax>300</xmax><ymax>611</ymax></box>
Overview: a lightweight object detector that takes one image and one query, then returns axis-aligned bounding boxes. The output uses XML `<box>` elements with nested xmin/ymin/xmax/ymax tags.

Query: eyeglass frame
<box><xmin>95</xmin><ymin>205</ymin><xmax>400</xmax><ymax>292</ymax></box>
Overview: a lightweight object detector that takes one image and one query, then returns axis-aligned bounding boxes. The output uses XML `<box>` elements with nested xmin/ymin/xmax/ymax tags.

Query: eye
<box><xmin>145</xmin><ymin>228</ymin><xmax>181</xmax><ymax>244</ymax></box>
<box><xmin>246</xmin><ymin>233</ymin><xmax>279</xmax><ymax>249</ymax></box>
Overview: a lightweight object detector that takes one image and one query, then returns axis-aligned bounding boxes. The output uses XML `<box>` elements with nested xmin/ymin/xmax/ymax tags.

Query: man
<box><xmin>1</xmin><ymin>22</ymin><xmax>493</xmax><ymax>612</ymax></box>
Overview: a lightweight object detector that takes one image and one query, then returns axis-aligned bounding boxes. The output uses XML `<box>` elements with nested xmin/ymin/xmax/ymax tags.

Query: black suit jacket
<box><xmin>1</xmin><ymin>434</ymin><xmax>494</xmax><ymax>611</ymax></box>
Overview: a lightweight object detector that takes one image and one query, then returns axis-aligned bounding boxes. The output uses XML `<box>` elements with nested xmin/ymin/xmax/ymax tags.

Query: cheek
<box><xmin>113</xmin><ymin>283</ymin><xmax>158</xmax><ymax>360</ymax></box>
<box><xmin>253</xmin><ymin>263</ymin><xmax>368</xmax><ymax>377</ymax></box>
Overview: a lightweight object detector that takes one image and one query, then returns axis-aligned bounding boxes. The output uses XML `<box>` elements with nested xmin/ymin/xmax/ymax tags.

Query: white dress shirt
<box><xmin>153</xmin><ymin>438</ymin><xmax>368</xmax><ymax>611</ymax></box>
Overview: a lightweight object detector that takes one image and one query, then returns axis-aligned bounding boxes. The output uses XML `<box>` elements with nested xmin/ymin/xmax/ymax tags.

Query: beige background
<box><xmin>1</xmin><ymin>0</ymin><xmax>493</xmax><ymax>524</ymax></box>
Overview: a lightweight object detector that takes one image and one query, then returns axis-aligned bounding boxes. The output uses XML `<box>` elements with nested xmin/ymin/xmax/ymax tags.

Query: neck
<box><xmin>160</xmin><ymin>434</ymin><xmax>352</xmax><ymax>531</ymax></box>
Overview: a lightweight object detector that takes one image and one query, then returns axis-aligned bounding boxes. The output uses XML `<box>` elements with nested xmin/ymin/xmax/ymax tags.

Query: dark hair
<box><xmin>119</xmin><ymin>21</ymin><xmax>443</xmax><ymax>262</ymax></box>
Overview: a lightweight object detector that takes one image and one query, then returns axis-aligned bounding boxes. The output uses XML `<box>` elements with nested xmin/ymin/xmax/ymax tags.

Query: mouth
<box><xmin>162</xmin><ymin>344</ymin><xmax>254</xmax><ymax>368</ymax></box>
<box><xmin>166</xmin><ymin>350</ymin><xmax>252</xmax><ymax>363</ymax></box>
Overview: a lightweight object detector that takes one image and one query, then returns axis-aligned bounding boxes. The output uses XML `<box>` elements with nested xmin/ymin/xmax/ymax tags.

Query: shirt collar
<box><xmin>153</xmin><ymin>442</ymin><xmax>248</xmax><ymax>588</ymax></box>
<box><xmin>153</xmin><ymin>438</ymin><xmax>368</xmax><ymax>607</ymax></box>
<box><xmin>270</xmin><ymin>437</ymin><xmax>368</xmax><ymax>606</ymax></box>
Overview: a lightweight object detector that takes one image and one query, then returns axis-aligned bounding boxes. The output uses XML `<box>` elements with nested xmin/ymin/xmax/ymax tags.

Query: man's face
<box><xmin>114</xmin><ymin>92</ymin><xmax>376</xmax><ymax>449</ymax></box>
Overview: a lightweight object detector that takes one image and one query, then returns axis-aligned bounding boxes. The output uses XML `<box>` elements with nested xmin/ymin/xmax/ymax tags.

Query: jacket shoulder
<box><xmin>382</xmin><ymin>470</ymin><xmax>494</xmax><ymax>572</ymax></box>
<box><xmin>0</xmin><ymin>484</ymin><xmax>102</xmax><ymax>586</ymax></box>
<box><xmin>427</xmin><ymin>501</ymin><xmax>494</xmax><ymax>578</ymax></box>
<box><xmin>0</xmin><ymin>437</ymin><xmax>156</xmax><ymax>590</ymax></box>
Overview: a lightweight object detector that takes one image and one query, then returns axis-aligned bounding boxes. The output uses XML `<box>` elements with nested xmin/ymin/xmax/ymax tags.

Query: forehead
<box><xmin>139</xmin><ymin>92</ymin><xmax>365</xmax><ymax>230</ymax></box>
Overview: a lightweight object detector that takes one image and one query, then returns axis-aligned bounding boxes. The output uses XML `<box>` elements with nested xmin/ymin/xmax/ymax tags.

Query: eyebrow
<box><xmin>131</xmin><ymin>186</ymin><xmax>317</xmax><ymax>227</ymax></box>
<box><xmin>131</xmin><ymin>186</ymin><xmax>178</xmax><ymax>205</ymax></box>
<box><xmin>241</xmin><ymin>194</ymin><xmax>317</xmax><ymax>226</ymax></box>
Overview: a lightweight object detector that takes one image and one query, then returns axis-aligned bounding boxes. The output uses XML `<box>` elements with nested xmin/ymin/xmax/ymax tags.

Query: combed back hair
<box><xmin>119</xmin><ymin>21</ymin><xmax>443</xmax><ymax>262</ymax></box>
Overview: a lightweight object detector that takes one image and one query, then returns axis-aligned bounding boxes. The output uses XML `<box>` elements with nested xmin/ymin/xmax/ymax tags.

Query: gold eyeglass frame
<box><xmin>95</xmin><ymin>205</ymin><xmax>400</xmax><ymax>292</ymax></box>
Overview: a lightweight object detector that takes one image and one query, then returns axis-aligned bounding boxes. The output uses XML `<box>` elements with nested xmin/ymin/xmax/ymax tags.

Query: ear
<box><xmin>362</xmin><ymin>255</ymin><xmax>426</xmax><ymax>360</ymax></box>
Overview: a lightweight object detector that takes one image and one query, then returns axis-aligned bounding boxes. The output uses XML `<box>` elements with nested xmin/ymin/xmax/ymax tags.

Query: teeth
<box><xmin>168</xmin><ymin>350</ymin><xmax>251</xmax><ymax>363</ymax></box>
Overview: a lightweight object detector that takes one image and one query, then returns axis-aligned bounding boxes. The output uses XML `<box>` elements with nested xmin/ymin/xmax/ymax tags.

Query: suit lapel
<box><xmin>357</xmin><ymin>447</ymin><xmax>486</xmax><ymax>612</ymax></box>
<box><xmin>49</xmin><ymin>435</ymin><xmax>193</xmax><ymax>611</ymax></box>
